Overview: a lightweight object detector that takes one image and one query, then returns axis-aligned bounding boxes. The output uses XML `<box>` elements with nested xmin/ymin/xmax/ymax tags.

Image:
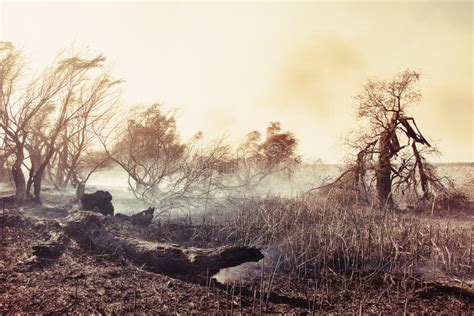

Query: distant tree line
<box><xmin>1</xmin><ymin>42</ymin><xmax>464</xmax><ymax>211</ymax></box>
<box><xmin>0</xmin><ymin>42</ymin><xmax>299</xmax><ymax>208</ymax></box>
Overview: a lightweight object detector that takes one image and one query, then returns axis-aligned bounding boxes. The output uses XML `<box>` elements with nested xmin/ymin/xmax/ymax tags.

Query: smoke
<box><xmin>258</xmin><ymin>34</ymin><xmax>368</xmax><ymax>162</ymax></box>
<box><xmin>269</xmin><ymin>34</ymin><xmax>366</xmax><ymax>118</ymax></box>
<box><xmin>212</xmin><ymin>245</ymin><xmax>283</xmax><ymax>284</ymax></box>
<box><xmin>416</xmin><ymin>86</ymin><xmax>473</xmax><ymax>162</ymax></box>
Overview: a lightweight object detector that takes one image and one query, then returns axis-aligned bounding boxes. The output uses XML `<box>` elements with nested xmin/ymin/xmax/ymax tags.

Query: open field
<box><xmin>1</xmin><ymin>163</ymin><xmax>473</xmax><ymax>313</ymax></box>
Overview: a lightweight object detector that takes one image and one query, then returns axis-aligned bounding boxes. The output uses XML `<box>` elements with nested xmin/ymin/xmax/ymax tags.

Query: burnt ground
<box><xmin>0</xmin><ymin>203</ymin><xmax>472</xmax><ymax>314</ymax></box>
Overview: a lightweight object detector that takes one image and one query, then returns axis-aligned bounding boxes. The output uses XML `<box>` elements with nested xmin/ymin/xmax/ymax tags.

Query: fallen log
<box><xmin>63</xmin><ymin>211</ymin><xmax>263</xmax><ymax>276</ymax></box>
<box><xmin>418</xmin><ymin>281</ymin><xmax>474</xmax><ymax>301</ymax></box>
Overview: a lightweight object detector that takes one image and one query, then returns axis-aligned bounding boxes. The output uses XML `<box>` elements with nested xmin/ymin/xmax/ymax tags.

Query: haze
<box><xmin>1</xmin><ymin>0</ymin><xmax>472</xmax><ymax>162</ymax></box>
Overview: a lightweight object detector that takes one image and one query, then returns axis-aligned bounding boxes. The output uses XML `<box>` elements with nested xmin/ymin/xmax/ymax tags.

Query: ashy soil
<box><xmin>0</xmin><ymin>194</ymin><xmax>473</xmax><ymax>313</ymax></box>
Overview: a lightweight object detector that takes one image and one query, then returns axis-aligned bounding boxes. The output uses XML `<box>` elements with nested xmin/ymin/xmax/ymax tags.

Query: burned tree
<box><xmin>322</xmin><ymin>70</ymin><xmax>451</xmax><ymax>209</ymax></box>
<box><xmin>47</xmin><ymin>70</ymin><xmax>120</xmax><ymax>195</ymax></box>
<box><xmin>0</xmin><ymin>42</ymin><xmax>121</xmax><ymax>203</ymax></box>
<box><xmin>233</xmin><ymin>122</ymin><xmax>300</xmax><ymax>192</ymax></box>
<box><xmin>0</xmin><ymin>42</ymin><xmax>69</xmax><ymax>202</ymax></box>
<box><xmin>25</xmin><ymin>56</ymin><xmax>120</xmax><ymax>203</ymax></box>
<box><xmin>104</xmin><ymin>104</ymin><xmax>230</xmax><ymax>212</ymax></box>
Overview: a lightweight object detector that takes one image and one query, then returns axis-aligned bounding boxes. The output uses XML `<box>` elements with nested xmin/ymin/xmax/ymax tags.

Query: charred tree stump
<box><xmin>80</xmin><ymin>190</ymin><xmax>114</xmax><ymax>216</ymax></box>
<box><xmin>115</xmin><ymin>207</ymin><xmax>155</xmax><ymax>227</ymax></box>
<box><xmin>63</xmin><ymin>211</ymin><xmax>263</xmax><ymax>276</ymax></box>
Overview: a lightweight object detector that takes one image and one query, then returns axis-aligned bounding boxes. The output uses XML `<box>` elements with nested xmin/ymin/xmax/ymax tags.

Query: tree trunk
<box><xmin>32</xmin><ymin>169</ymin><xmax>44</xmax><ymax>203</ymax></box>
<box><xmin>26</xmin><ymin>168</ymin><xmax>34</xmax><ymax>199</ymax></box>
<box><xmin>76</xmin><ymin>182</ymin><xmax>85</xmax><ymax>198</ymax></box>
<box><xmin>26</xmin><ymin>150</ymin><xmax>41</xmax><ymax>199</ymax></box>
<box><xmin>12</xmin><ymin>152</ymin><xmax>26</xmax><ymax>203</ymax></box>
<box><xmin>376</xmin><ymin>131</ymin><xmax>393</xmax><ymax>209</ymax></box>
<box><xmin>32</xmin><ymin>148</ymin><xmax>56</xmax><ymax>203</ymax></box>
<box><xmin>0</xmin><ymin>155</ymin><xmax>8</xmax><ymax>183</ymax></box>
<box><xmin>56</xmin><ymin>141</ymin><xmax>68</xmax><ymax>187</ymax></box>
<box><xmin>64</xmin><ymin>211</ymin><xmax>264</xmax><ymax>276</ymax></box>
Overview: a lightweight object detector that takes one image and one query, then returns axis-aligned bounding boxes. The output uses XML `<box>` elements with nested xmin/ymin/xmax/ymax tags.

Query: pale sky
<box><xmin>1</xmin><ymin>0</ymin><xmax>473</xmax><ymax>162</ymax></box>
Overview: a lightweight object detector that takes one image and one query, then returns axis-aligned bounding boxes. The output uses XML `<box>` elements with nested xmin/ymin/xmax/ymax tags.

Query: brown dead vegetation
<box><xmin>314</xmin><ymin>71</ymin><xmax>468</xmax><ymax>212</ymax></box>
<box><xmin>0</xmin><ymin>191</ymin><xmax>472</xmax><ymax>313</ymax></box>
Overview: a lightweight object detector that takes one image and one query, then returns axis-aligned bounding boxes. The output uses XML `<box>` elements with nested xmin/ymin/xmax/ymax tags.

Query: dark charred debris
<box><xmin>80</xmin><ymin>190</ymin><xmax>114</xmax><ymax>216</ymax></box>
<box><xmin>2</xmin><ymin>190</ymin><xmax>264</xmax><ymax>279</ymax></box>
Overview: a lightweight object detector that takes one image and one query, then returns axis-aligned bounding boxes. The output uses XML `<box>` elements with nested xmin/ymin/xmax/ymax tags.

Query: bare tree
<box><xmin>231</xmin><ymin>122</ymin><xmax>300</xmax><ymax>193</ymax></box>
<box><xmin>51</xmin><ymin>71</ymin><xmax>120</xmax><ymax>194</ymax></box>
<box><xmin>319</xmin><ymin>70</ymin><xmax>451</xmax><ymax>209</ymax></box>
<box><xmin>0</xmin><ymin>42</ymin><xmax>121</xmax><ymax>203</ymax></box>
<box><xmin>33</xmin><ymin>56</ymin><xmax>122</xmax><ymax>202</ymax></box>
<box><xmin>103</xmin><ymin>104</ymin><xmax>230</xmax><ymax>211</ymax></box>
<box><xmin>0</xmin><ymin>42</ymin><xmax>70</xmax><ymax>202</ymax></box>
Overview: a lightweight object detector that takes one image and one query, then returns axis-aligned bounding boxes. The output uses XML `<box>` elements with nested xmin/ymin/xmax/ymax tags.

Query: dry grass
<box><xmin>1</xmin><ymin>186</ymin><xmax>472</xmax><ymax>313</ymax></box>
<box><xmin>155</xmin><ymin>192</ymin><xmax>473</xmax><ymax>312</ymax></box>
